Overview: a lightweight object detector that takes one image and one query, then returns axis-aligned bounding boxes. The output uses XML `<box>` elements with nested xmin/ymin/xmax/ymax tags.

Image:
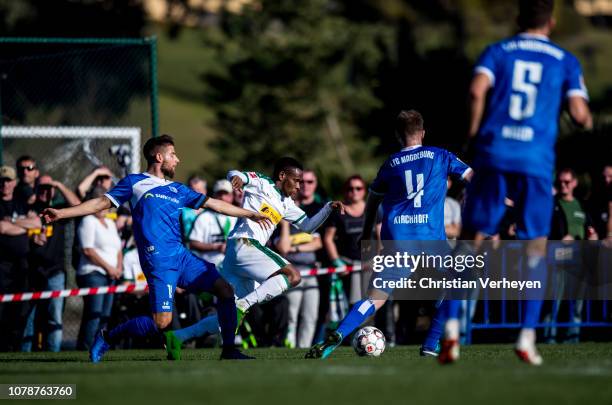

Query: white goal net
<box><xmin>0</xmin><ymin>126</ymin><xmax>142</xmax><ymax>188</ymax></box>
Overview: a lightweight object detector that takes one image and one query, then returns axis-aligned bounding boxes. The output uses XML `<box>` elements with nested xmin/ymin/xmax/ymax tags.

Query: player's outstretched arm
<box><xmin>359</xmin><ymin>193</ymin><xmax>384</xmax><ymax>242</ymax></box>
<box><xmin>296</xmin><ymin>201</ymin><xmax>345</xmax><ymax>234</ymax></box>
<box><xmin>203</xmin><ymin>197</ymin><xmax>273</xmax><ymax>229</ymax></box>
<box><xmin>40</xmin><ymin>196</ymin><xmax>112</xmax><ymax>223</ymax></box>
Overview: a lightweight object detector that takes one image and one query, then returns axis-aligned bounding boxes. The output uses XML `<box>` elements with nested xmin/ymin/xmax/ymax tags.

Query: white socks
<box><xmin>237</xmin><ymin>274</ymin><xmax>291</xmax><ymax>311</ymax></box>
<box><xmin>517</xmin><ymin>328</ymin><xmax>536</xmax><ymax>350</ymax></box>
<box><xmin>444</xmin><ymin>319</ymin><xmax>460</xmax><ymax>341</ymax></box>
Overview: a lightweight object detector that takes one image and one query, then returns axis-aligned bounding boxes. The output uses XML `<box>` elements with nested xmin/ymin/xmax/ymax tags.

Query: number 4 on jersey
<box><xmin>404</xmin><ymin>170</ymin><xmax>424</xmax><ymax>207</ymax></box>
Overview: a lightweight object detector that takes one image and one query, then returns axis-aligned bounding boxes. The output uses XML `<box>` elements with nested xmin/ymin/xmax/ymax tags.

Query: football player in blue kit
<box><xmin>439</xmin><ymin>0</ymin><xmax>592</xmax><ymax>366</ymax></box>
<box><xmin>41</xmin><ymin>135</ymin><xmax>272</xmax><ymax>361</ymax></box>
<box><xmin>306</xmin><ymin>110</ymin><xmax>473</xmax><ymax>359</ymax></box>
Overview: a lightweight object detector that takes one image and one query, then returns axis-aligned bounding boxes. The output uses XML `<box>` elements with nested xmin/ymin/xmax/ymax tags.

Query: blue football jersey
<box><xmin>370</xmin><ymin>145</ymin><xmax>471</xmax><ymax>241</ymax></box>
<box><xmin>473</xmin><ymin>33</ymin><xmax>589</xmax><ymax>181</ymax></box>
<box><xmin>105</xmin><ymin>173</ymin><xmax>207</xmax><ymax>263</ymax></box>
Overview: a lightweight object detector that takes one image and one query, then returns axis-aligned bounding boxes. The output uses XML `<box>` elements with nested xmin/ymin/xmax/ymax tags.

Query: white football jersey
<box><xmin>227</xmin><ymin>171</ymin><xmax>307</xmax><ymax>245</ymax></box>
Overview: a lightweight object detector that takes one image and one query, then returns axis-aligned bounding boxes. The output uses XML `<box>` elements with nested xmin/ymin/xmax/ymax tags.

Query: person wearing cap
<box><xmin>0</xmin><ymin>165</ymin><xmax>41</xmax><ymax>351</ymax></box>
<box><xmin>188</xmin><ymin>179</ymin><xmax>237</xmax><ymax>267</ymax></box>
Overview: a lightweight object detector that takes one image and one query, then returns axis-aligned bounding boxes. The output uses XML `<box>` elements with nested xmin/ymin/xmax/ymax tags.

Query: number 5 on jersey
<box><xmin>405</xmin><ymin>170</ymin><xmax>424</xmax><ymax>208</ymax></box>
<box><xmin>510</xmin><ymin>60</ymin><xmax>543</xmax><ymax>120</ymax></box>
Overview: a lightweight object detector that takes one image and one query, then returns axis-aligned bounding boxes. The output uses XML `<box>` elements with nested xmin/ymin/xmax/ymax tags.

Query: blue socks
<box><xmin>337</xmin><ymin>299</ymin><xmax>376</xmax><ymax>338</ymax></box>
<box><xmin>107</xmin><ymin>316</ymin><xmax>158</xmax><ymax>343</ymax></box>
<box><xmin>442</xmin><ymin>299</ymin><xmax>462</xmax><ymax>320</ymax></box>
<box><xmin>173</xmin><ymin>315</ymin><xmax>220</xmax><ymax>343</ymax></box>
<box><xmin>522</xmin><ymin>256</ymin><xmax>547</xmax><ymax>329</ymax></box>
<box><xmin>216</xmin><ymin>298</ymin><xmax>238</xmax><ymax>349</ymax></box>
<box><xmin>423</xmin><ymin>302</ymin><xmax>445</xmax><ymax>350</ymax></box>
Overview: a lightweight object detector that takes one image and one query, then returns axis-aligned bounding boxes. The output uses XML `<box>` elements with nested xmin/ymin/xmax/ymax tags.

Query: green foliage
<box><xmin>200</xmin><ymin>0</ymin><xmax>395</xmax><ymax>190</ymax></box>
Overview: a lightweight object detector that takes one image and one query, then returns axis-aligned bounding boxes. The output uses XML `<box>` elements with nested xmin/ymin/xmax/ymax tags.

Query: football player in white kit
<box><xmin>164</xmin><ymin>157</ymin><xmax>344</xmax><ymax>359</ymax></box>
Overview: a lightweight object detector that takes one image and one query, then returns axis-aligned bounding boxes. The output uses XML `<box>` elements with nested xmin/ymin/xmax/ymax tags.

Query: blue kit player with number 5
<box><xmin>306</xmin><ymin>110</ymin><xmax>472</xmax><ymax>360</ymax></box>
<box><xmin>439</xmin><ymin>0</ymin><xmax>593</xmax><ymax>366</ymax></box>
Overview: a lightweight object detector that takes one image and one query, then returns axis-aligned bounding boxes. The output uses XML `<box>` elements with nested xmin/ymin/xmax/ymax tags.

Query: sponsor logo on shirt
<box><xmin>169</xmin><ymin>186</ymin><xmax>178</xmax><ymax>193</ymax></box>
<box><xmin>259</xmin><ymin>202</ymin><xmax>282</xmax><ymax>225</ymax></box>
<box><xmin>144</xmin><ymin>193</ymin><xmax>180</xmax><ymax>204</ymax></box>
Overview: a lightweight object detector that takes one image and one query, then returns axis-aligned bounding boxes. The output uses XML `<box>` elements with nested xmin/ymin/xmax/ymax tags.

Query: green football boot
<box><xmin>164</xmin><ymin>330</ymin><xmax>183</xmax><ymax>361</ymax></box>
<box><xmin>305</xmin><ymin>331</ymin><xmax>343</xmax><ymax>359</ymax></box>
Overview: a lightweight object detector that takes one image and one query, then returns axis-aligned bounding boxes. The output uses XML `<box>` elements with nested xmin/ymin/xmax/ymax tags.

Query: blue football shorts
<box><xmin>141</xmin><ymin>249</ymin><xmax>221</xmax><ymax>313</ymax></box>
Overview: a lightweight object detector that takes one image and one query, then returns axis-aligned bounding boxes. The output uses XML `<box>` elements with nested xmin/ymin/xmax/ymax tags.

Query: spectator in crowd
<box><xmin>188</xmin><ymin>175</ymin><xmax>207</xmax><ymax>195</ymax></box>
<box><xmin>189</xmin><ymin>180</ymin><xmax>237</xmax><ymax>267</ymax></box>
<box><xmin>180</xmin><ymin>175</ymin><xmax>207</xmax><ymax>244</ymax></box>
<box><xmin>296</xmin><ymin>170</ymin><xmax>331</xmax><ymax>342</ymax></box>
<box><xmin>22</xmin><ymin>175</ymin><xmax>80</xmax><ymax>352</ymax></box>
<box><xmin>0</xmin><ymin>166</ymin><xmax>41</xmax><ymax>351</ymax></box>
<box><xmin>15</xmin><ymin>155</ymin><xmax>40</xmax><ymax>206</ymax></box>
<box><xmin>545</xmin><ymin>169</ymin><xmax>598</xmax><ymax>343</ymax></box>
<box><xmin>76</xmin><ymin>166</ymin><xmax>115</xmax><ymax>200</ymax></box>
<box><xmin>274</xmin><ymin>219</ymin><xmax>321</xmax><ymax>348</ymax></box>
<box><xmin>444</xmin><ymin>177</ymin><xmax>462</xmax><ymax>240</ymax></box>
<box><xmin>76</xmin><ymin>187</ymin><xmax>123</xmax><ymax>350</ymax></box>
<box><xmin>74</xmin><ymin>167</ymin><xmax>127</xmax><ymax>271</ymax></box>
<box><xmin>324</xmin><ymin>175</ymin><xmax>367</xmax><ymax>305</ymax></box>
<box><xmin>550</xmin><ymin>169</ymin><xmax>597</xmax><ymax>241</ymax></box>
<box><xmin>588</xmin><ymin>164</ymin><xmax>612</xmax><ymax>245</ymax></box>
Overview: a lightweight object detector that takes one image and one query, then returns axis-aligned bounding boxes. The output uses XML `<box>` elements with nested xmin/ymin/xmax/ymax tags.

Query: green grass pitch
<box><xmin>1</xmin><ymin>343</ymin><xmax>611</xmax><ymax>405</ymax></box>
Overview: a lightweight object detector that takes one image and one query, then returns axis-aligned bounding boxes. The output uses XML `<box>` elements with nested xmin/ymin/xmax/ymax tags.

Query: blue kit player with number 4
<box><xmin>439</xmin><ymin>0</ymin><xmax>593</xmax><ymax>366</ymax></box>
<box><xmin>306</xmin><ymin>110</ymin><xmax>473</xmax><ymax>360</ymax></box>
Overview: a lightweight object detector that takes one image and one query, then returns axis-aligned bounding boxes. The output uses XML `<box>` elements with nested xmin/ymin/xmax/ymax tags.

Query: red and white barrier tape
<box><xmin>0</xmin><ymin>264</ymin><xmax>362</xmax><ymax>303</ymax></box>
<box><xmin>300</xmin><ymin>264</ymin><xmax>361</xmax><ymax>277</ymax></box>
<box><xmin>0</xmin><ymin>283</ymin><xmax>148</xmax><ymax>303</ymax></box>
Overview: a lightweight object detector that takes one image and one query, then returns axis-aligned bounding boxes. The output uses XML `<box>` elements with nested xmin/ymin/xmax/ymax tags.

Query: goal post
<box><xmin>0</xmin><ymin>126</ymin><xmax>141</xmax><ymax>188</ymax></box>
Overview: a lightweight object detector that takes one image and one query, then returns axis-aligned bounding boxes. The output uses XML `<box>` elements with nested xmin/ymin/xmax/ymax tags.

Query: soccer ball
<box><xmin>352</xmin><ymin>326</ymin><xmax>386</xmax><ymax>357</ymax></box>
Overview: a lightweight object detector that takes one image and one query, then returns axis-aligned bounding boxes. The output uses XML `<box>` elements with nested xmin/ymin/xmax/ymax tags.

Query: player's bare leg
<box><xmin>235</xmin><ymin>264</ymin><xmax>300</xmax><ymax>324</ymax></box>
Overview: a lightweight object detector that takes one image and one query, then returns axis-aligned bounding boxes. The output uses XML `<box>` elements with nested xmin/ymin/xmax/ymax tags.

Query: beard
<box><xmin>161</xmin><ymin>163</ymin><xmax>175</xmax><ymax>179</ymax></box>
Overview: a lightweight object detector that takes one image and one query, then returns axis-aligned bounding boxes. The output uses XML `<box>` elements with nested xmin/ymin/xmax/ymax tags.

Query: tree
<box><xmin>200</xmin><ymin>0</ymin><xmax>395</xmax><ymax>190</ymax></box>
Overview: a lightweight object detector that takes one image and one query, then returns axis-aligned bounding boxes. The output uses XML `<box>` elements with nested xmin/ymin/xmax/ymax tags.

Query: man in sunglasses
<box><xmin>22</xmin><ymin>175</ymin><xmax>81</xmax><ymax>352</ymax></box>
<box><xmin>15</xmin><ymin>155</ymin><xmax>40</xmax><ymax>207</ymax></box>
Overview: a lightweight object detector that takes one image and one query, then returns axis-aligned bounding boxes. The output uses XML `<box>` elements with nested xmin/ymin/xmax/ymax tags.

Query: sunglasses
<box><xmin>19</xmin><ymin>164</ymin><xmax>37</xmax><ymax>172</ymax></box>
<box><xmin>348</xmin><ymin>186</ymin><xmax>364</xmax><ymax>192</ymax></box>
<box><xmin>558</xmin><ymin>180</ymin><xmax>572</xmax><ymax>185</ymax></box>
<box><xmin>37</xmin><ymin>184</ymin><xmax>54</xmax><ymax>193</ymax></box>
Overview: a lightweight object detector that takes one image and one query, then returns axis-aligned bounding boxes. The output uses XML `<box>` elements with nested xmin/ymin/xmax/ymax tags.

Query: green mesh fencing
<box><xmin>0</xmin><ymin>37</ymin><xmax>159</xmax><ymax>167</ymax></box>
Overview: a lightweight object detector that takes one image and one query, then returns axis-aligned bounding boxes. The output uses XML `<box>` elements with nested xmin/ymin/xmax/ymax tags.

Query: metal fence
<box><xmin>0</xmin><ymin>36</ymin><xmax>159</xmax><ymax>166</ymax></box>
<box><xmin>464</xmin><ymin>242</ymin><xmax>612</xmax><ymax>344</ymax></box>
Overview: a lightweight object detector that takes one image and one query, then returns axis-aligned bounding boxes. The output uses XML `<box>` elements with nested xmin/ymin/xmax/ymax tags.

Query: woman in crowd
<box><xmin>324</xmin><ymin>175</ymin><xmax>367</xmax><ymax>306</ymax></box>
<box><xmin>76</xmin><ymin>187</ymin><xmax>123</xmax><ymax>349</ymax></box>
